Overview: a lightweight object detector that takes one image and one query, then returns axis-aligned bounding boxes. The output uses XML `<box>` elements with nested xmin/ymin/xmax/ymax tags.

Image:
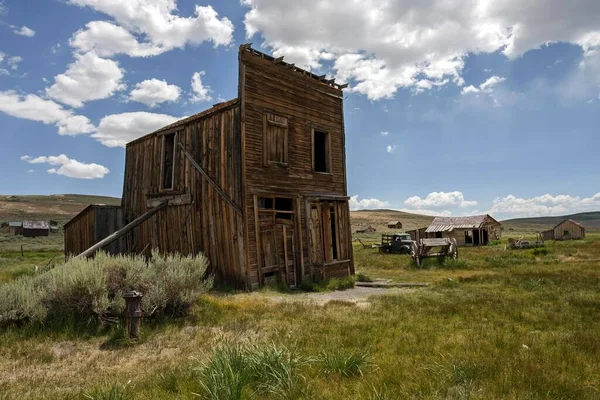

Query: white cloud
<box><xmin>461</xmin><ymin>75</ymin><xmax>506</xmax><ymax>95</ymax></box>
<box><xmin>0</xmin><ymin>69</ymin><xmax>7</xmax><ymax>76</ymax></box>
<box><xmin>129</xmin><ymin>78</ymin><xmax>181</xmax><ymax>108</ymax></box>
<box><xmin>26</xmin><ymin>169</ymin><xmax>34</xmax><ymax>173</ymax></box>
<box><xmin>66</xmin><ymin>0</ymin><xmax>234</xmax><ymax>57</ymax></box>
<box><xmin>52</xmin><ymin>43</ymin><xmax>61</xmax><ymax>54</ymax></box>
<box><xmin>46</xmin><ymin>52</ymin><xmax>125</xmax><ymax>108</ymax></box>
<box><xmin>22</xmin><ymin>154</ymin><xmax>109</xmax><ymax>179</ymax></box>
<box><xmin>488</xmin><ymin>193</ymin><xmax>600</xmax><ymax>218</ymax></box>
<box><xmin>242</xmin><ymin>0</ymin><xmax>600</xmax><ymax>100</ymax></box>
<box><xmin>349</xmin><ymin>195</ymin><xmax>390</xmax><ymax>211</ymax></box>
<box><xmin>0</xmin><ymin>91</ymin><xmax>95</xmax><ymax>135</ymax></box>
<box><xmin>7</xmin><ymin>56</ymin><xmax>22</xmax><ymax>70</ymax></box>
<box><xmin>405</xmin><ymin>191</ymin><xmax>478</xmax><ymax>209</ymax></box>
<box><xmin>380</xmin><ymin>131</ymin><xmax>389</xmax><ymax>136</ymax></box>
<box><xmin>13</xmin><ymin>26</ymin><xmax>35</xmax><ymax>37</ymax></box>
<box><xmin>190</xmin><ymin>71</ymin><xmax>212</xmax><ymax>102</ymax></box>
<box><xmin>386</xmin><ymin>144</ymin><xmax>397</xmax><ymax>153</ymax></box>
<box><xmin>94</xmin><ymin>111</ymin><xmax>180</xmax><ymax>147</ymax></box>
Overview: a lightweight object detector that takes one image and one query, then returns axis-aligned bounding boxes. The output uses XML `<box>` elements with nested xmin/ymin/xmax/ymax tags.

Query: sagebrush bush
<box><xmin>0</xmin><ymin>250</ymin><xmax>212</xmax><ymax>326</ymax></box>
<box><xmin>319</xmin><ymin>347</ymin><xmax>373</xmax><ymax>377</ymax></box>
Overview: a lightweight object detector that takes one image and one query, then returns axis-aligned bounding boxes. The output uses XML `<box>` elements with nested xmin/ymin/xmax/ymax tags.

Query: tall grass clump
<box><xmin>319</xmin><ymin>348</ymin><xmax>373</xmax><ymax>377</ymax></box>
<box><xmin>0</xmin><ymin>250</ymin><xmax>212</xmax><ymax>327</ymax></box>
<box><xmin>195</xmin><ymin>343</ymin><xmax>307</xmax><ymax>400</ymax></box>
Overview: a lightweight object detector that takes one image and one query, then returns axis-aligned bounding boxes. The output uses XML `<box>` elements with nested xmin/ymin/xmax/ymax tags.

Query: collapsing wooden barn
<box><xmin>541</xmin><ymin>219</ymin><xmax>585</xmax><ymax>241</ymax></box>
<box><xmin>65</xmin><ymin>45</ymin><xmax>354</xmax><ymax>290</ymax></box>
<box><xmin>21</xmin><ymin>221</ymin><xmax>49</xmax><ymax>237</ymax></box>
<box><xmin>64</xmin><ymin>205</ymin><xmax>124</xmax><ymax>256</ymax></box>
<box><xmin>424</xmin><ymin>215</ymin><xmax>501</xmax><ymax>246</ymax></box>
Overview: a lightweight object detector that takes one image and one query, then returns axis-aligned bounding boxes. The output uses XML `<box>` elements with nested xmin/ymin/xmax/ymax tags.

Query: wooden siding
<box><xmin>240</xmin><ymin>49</ymin><xmax>353</xmax><ymax>287</ymax></box>
<box><xmin>64</xmin><ymin>206</ymin><xmax>123</xmax><ymax>257</ymax></box>
<box><xmin>121</xmin><ymin>103</ymin><xmax>247</xmax><ymax>287</ymax></box>
<box><xmin>554</xmin><ymin>220</ymin><xmax>585</xmax><ymax>240</ymax></box>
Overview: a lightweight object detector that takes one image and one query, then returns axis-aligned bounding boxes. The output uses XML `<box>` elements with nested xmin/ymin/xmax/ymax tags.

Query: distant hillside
<box><xmin>501</xmin><ymin>211</ymin><xmax>600</xmax><ymax>232</ymax></box>
<box><xmin>350</xmin><ymin>209</ymin><xmax>434</xmax><ymax>233</ymax></box>
<box><xmin>0</xmin><ymin>194</ymin><xmax>121</xmax><ymax>224</ymax></box>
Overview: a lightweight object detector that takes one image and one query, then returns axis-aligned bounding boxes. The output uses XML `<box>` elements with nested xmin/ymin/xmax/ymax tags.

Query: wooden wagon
<box><xmin>506</xmin><ymin>235</ymin><xmax>544</xmax><ymax>250</ymax></box>
<box><xmin>410</xmin><ymin>238</ymin><xmax>458</xmax><ymax>267</ymax></box>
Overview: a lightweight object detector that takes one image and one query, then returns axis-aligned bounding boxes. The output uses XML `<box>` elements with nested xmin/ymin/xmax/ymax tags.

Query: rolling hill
<box><xmin>501</xmin><ymin>211</ymin><xmax>600</xmax><ymax>232</ymax></box>
<box><xmin>0</xmin><ymin>194</ymin><xmax>121</xmax><ymax>224</ymax></box>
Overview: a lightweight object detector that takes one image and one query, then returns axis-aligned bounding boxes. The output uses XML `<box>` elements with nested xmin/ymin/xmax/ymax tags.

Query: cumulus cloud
<box><xmin>94</xmin><ymin>112</ymin><xmax>180</xmax><ymax>147</ymax></box>
<box><xmin>242</xmin><ymin>0</ymin><xmax>600</xmax><ymax>100</ymax></box>
<box><xmin>21</xmin><ymin>154</ymin><xmax>109</xmax><ymax>179</ymax></box>
<box><xmin>46</xmin><ymin>52</ymin><xmax>126</xmax><ymax>108</ymax></box>
<box><xmin>405</xmin><ymin>191</ymin><xmax>478</xmax><ymax>209</ymax></box>
<box><xmin>0</xmin><ymin>91</ymin><xmax>95</xmax><ymax>135</ymax></box>
<box><xmin>349</xmin><ymin>195</ymin><xmax>390</xmax><ymax>211</ymax></box>
<box><xmin>129</xmin><ymin>78</ymin><xmax>181</xmax><ymax>108</ymax></box>
<box><xmin>386</xmin><ymin>145</ymin><xmax>397</xmax><ymax>153</ymax></box>
<box><xmin>380</xmin><ymin>131</ymin><xmax>389</xmax><ymax>136</ymax></box>
<box><xmin>190</xmin><ymin>71</ymin><xmax>212</xmax><ymax>102</ymax></box>
<box><xmin>6</xmin><ymin>56</ymin><xmax>22</xmax><ymax>71</ymax></box>
<box><xmin>461</xmin><ymin>75</ymin><xmax>506</xmax><ymax>95</ymax></box>
<box><xmin>13</xmin><ymin>26</ymin><xmax>35</xmax><ymax>37</ymax></box>
<box><xmin>488</xmin><ymin>193</ymin><xmax>600</xmax><ymax>218</ymax></box>
<box><xmin>66</xmin><ymin>0</ymin><xmax>234</xmax><ymax>57</ymax></box>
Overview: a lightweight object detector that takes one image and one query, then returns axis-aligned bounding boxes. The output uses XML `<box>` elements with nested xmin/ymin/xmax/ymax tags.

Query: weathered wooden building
<box><xmin>22</xmin><ymin>221</ymin><xmax>49</xmax><ymax>237</ymax></box>
<box><xmin>541</xmin><ymin>219</ymin><xmax>585</xmax><ymax>241</ymax></box>
<box><xmin>387</xmin><ymin>221</ymin><xmax>402</xmax><ymax>229</ymax></box>
<box><xmin>355</xmin><ymin>225</ymin><xmax>376</xmax><ymax>234</ymax></box>
<box><xmin>8</xmin><ymin>222</ymin><xmax>21</xmax><ymax>235</ymax></box>
<box><xmin>64</xmin><ymin>205</ymin><xmax>124</xmax><ymax>256</ymax></box>
<box><xmin>424</xmin><ymin>215</ymin><xmax>501</xmax><ymax>246</ymax></box>
<box><xmin>66</xmin><ymin>45</ymin><xmax>354</xmax><ymax>290</ymax></box>
<box><xmin>407</xmin><ymin>227</ymin><xmax>427</xmax><ymax>242</ymax></box>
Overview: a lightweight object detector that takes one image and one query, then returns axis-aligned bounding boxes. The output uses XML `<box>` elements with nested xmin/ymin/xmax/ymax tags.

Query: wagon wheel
<box><xmin>410</xmin><ymin>241</ymin><xmax>421</xmax><ymax>267</ymax></box>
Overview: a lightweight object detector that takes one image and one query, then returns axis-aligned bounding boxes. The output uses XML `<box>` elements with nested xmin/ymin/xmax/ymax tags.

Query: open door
<box><xmin>256</xmin><ymin>195</ymin><xmax>297</xmax><ymax>286</ymax></box>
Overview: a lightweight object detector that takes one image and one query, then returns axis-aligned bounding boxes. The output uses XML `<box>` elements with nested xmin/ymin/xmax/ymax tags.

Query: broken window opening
<box><xmin>161</xmin><ymin>133</ymin><xmax>176</xmax><ymax>190</ymax></box>
<box><xmin>313</xmin><ymin>129</ymin><xmax>329</xmax><ymax>173</ymax></box>
<box><xmin>465</xmin><ymin>230</ymin><xmax>473</xmax><ymax>244</ymax></box>
<box><xmin>330</xmin><ymin>207</ymin><xmax>338</xmax><ymax>260</ymax></box>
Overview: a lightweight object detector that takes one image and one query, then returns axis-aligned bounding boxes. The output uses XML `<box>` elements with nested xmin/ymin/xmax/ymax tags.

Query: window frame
<box><xmin>160</xmin><ymin>132</ymin><xmax>177</xmax><ymax>192</ymax></box>
<box><xmin>311</xmin><ymin>127</ymin><xmax>332</xmax><ymax>174</ymax></box>
<box><xmin>263</xmin><ymin>112</ymin><xmax>289</xmax><ymax>167</ymax></box>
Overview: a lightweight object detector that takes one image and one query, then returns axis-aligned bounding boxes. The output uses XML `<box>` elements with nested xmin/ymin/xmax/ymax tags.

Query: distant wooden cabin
<box><xmin>387</xmin><ymin>221</ymin><xmax>402</xmax><ymax>229</ymax></box>
<box><xmin>21</xmin><ymin>221</ymin><xmax>49</xmax><ymax>237</ymax></box>
<box><xmin>541</xmin><ymin>219</ymin><xmax>585</xmax><ymax>241</ymax></box>
<box><xmin>64</xmin><ymin>205</ymin><xmax>124</xmax><ymax>257</ymax></box>
<box><xmin>65</xmin><ymin>45</ymin><xmax>354</xmax><ymax>290</ymax></box>
<box><xmin>8</xmin><ymin>222</ymin><xmax>22</xmax><ymax>235</ymax></box>
<box><xmin>425</xmin><ymin>215</ymin><xmax>501</xmax><ymax>246</ymax></box>
<box><xmin>355</xmin><ymin>225</ymin><xmax>376</xmax><ymax>234</ymax></box>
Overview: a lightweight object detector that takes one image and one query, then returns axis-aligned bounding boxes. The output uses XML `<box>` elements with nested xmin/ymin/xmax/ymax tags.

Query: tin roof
<box><xmin>426</xmin><ymin>215</ymin><xmax>498</xmax><ymax>233</ymax></box>
<box><xmin>22</xmin><ymin>221</ymin><xmax>50</xmax><ymax>230</ymax></box>
<box><xmin>8</xmin><ymin>222</ymin><xmax>22</xmax><ymax>227</ymax></box>
<box><xmin>553</xmin><ymin>219</ymin><xmax>585</xmax><ymax>230</ymax></box>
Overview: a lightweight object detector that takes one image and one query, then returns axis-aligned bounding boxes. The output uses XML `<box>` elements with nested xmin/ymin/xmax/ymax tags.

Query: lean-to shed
<box><xmin>387</xmin><ymin>221</ymin><xmax>402</xmax><ymax>229</ymax></box>
<box><xmin>64</xmin><ymin>205</ymin><xmax>124</xmax><ymax>256</ymax></box>
<box><xmin>66</xmin><ymin>45</ymin><xmax>354</xmax><ymax>290</ymax></box>
<box><xmin>425</xmin><ymin>214</ymin><xmax>501</xmax><ymax>246</ymax></box>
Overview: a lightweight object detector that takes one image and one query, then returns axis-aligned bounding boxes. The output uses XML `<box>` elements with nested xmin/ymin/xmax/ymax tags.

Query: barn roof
<box><xmin>553</xmin><ymin>219</ymin><xmax>585</xmax><ymax>229</ymax></box>
<box><xmin>22</xmin><ymin>221</ymin><xmax>49</xmax><ymax>230</ymax></box>
<box><xmin>426</xmin><ymin>214</ymin><xmax>498</xmax><ymax>233</ymax></box>
<box><xmin>388</xmin><ymin>221</ymin><xmax>401</xmax><ymax>225</ymax></box>
<box><xmin>8</xmin><ymin>222</ymin><xmax>21</xmax><ymax>227</ymax></box>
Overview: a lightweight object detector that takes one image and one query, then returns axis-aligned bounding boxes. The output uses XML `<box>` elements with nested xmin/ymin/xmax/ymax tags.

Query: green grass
<box><xmin>0</xmin><ymin>234</ymin><xmax>599</xmax><ymax>398</ymax></box>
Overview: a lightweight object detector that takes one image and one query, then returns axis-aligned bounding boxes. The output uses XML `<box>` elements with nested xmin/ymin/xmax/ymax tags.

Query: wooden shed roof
<box><xmin>22</xmin><ymin>221</ymin><xmax>49</xmax><ymax>230</ymax></box>
<box><xmin>8</xmin><ymin>222</ymin><xmax>21</xmax><ymax>227</ymax></box>
<box><xmin>426</xmin><ymin>214</ymin><xmax>499</xmax><ymax>233</ymax></box>
<box><xmin>64</xmin><ymin>204</ymin><xmax>122</xmax><ymax>229</ymax></box>
<box><xmin>388</xmin><ymin>221</ymin><xmax>401</xmax><ymax>225</ymax></box>
<box><xmin>553</xmin><ymin>219</ymin><xmax>585</xmax><ymax>230</ymax></box>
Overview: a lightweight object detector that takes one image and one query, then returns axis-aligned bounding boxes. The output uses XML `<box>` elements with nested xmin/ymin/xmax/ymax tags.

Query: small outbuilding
<box><xmin>64</xmin><ymin>205</ymin><xmax>124</xmax><ymax>257</ymax></box>
<box><xmin>387</xmin><ymin>221</ymin><xmax>403</xmax><ymax>229</ymax></box>
<box><xmin>22</xmin><ymin>221</ymin><xmax>49</xmax><ymax>237</ymax></box>
<box><xmin>407</xmin><ymin>227</ymin><xmax>427</xmax><ymax>242</ymax></box>
<box><xmin>355</xmin><ymin>225</ymin><xmax>376</xmax><ymax>234</ymax></box>
<box><xmin>8</xmin><ymin>222</ymin><xmax>22</xmax><ymax>235</ymax></box>
<box><xmin>541</xmin><ymin>219</ymin><xmax>585</xmax><ymax>241</ymax></box>
<box><xmin>425</xmin><ymin>214</ymin><xmax>501</xmax><ymax>246</ymax></box>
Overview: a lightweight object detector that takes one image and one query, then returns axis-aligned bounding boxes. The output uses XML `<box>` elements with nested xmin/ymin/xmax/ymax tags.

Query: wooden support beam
<box><xmin>76</xmin><ymin>201</ymin><xmax>168</xmax><ymax>259</ymax></box>
<box><xmin>178</xmin><ymin>142</ymin><xmax>243</xmax><ymax>215</ymax></box>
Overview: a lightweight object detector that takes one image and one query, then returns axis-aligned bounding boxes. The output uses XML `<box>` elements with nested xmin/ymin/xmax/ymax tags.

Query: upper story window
<box><xmin>161</xmin><ymin>133</ymin><xmax>176</xmax><ymax>190</ymax></box>
<box><xmin>312</xmin><ymin>128</ymin><xmax>330</xmax><ymax>173</ymax></box>
<box><xmin>263</xmin><ymin>113</ymin><xmax>289</xmax><ymax>166</ymax></box>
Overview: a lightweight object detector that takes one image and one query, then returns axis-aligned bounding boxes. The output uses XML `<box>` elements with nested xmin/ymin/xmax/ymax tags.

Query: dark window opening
<box><xmin>264</xmin><ymin>271</ymin><xmax>275</xmax><ymax>278</ymax></box>
<box><xmin>564</xmin><ymin>230</ymin><xmax>569</xmax><ymax>236</ymax></box>
<box><xmin>313</xmin><ymin>130</ymin><xmax>329</xmax><ymax>173</ymax></box>
<box><xmin>330</xmin><ymin>208</ymin><xmax>338</xmax><ymax>260</ymax></box>
<box><xmin>465</xmin><ymin>230</ymin><xmax>473</xmax><ymax>244</ymax></box>
<box><xmin>275</xmin><ymin>197</ymin><xmax>293</xmax><ymax>211</ymax></box>
<box><xmin>162</xmin><ymin>133</ymin><xmax>175</xmax><ymax>190</ymax></box>
<box><xmin>258</xmin><ymin>197</ymin><xmax>274</xmax><ymax>209</ymax></box>
<box><xmin>276</xmin><ymin>212</ymin><xmax>292</xmax><ymax>220</ymax></box>
<box><xmin>435</xmin><ymin>232</ymin><xmax>443</xmax><ymax>238</ymax></box>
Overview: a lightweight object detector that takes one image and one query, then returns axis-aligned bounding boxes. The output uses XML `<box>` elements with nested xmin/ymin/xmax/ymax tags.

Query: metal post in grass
<box><xmin>123</xmin><ymin>290</ymin><xmax>143</xmax><ymax>340</ymax></box>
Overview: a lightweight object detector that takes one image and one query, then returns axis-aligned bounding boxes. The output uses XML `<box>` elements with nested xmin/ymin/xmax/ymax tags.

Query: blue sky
<box><xmin>0</xmin><ymin>0</ymin><xmax>599</xmax><ymax>219</ymax></box>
